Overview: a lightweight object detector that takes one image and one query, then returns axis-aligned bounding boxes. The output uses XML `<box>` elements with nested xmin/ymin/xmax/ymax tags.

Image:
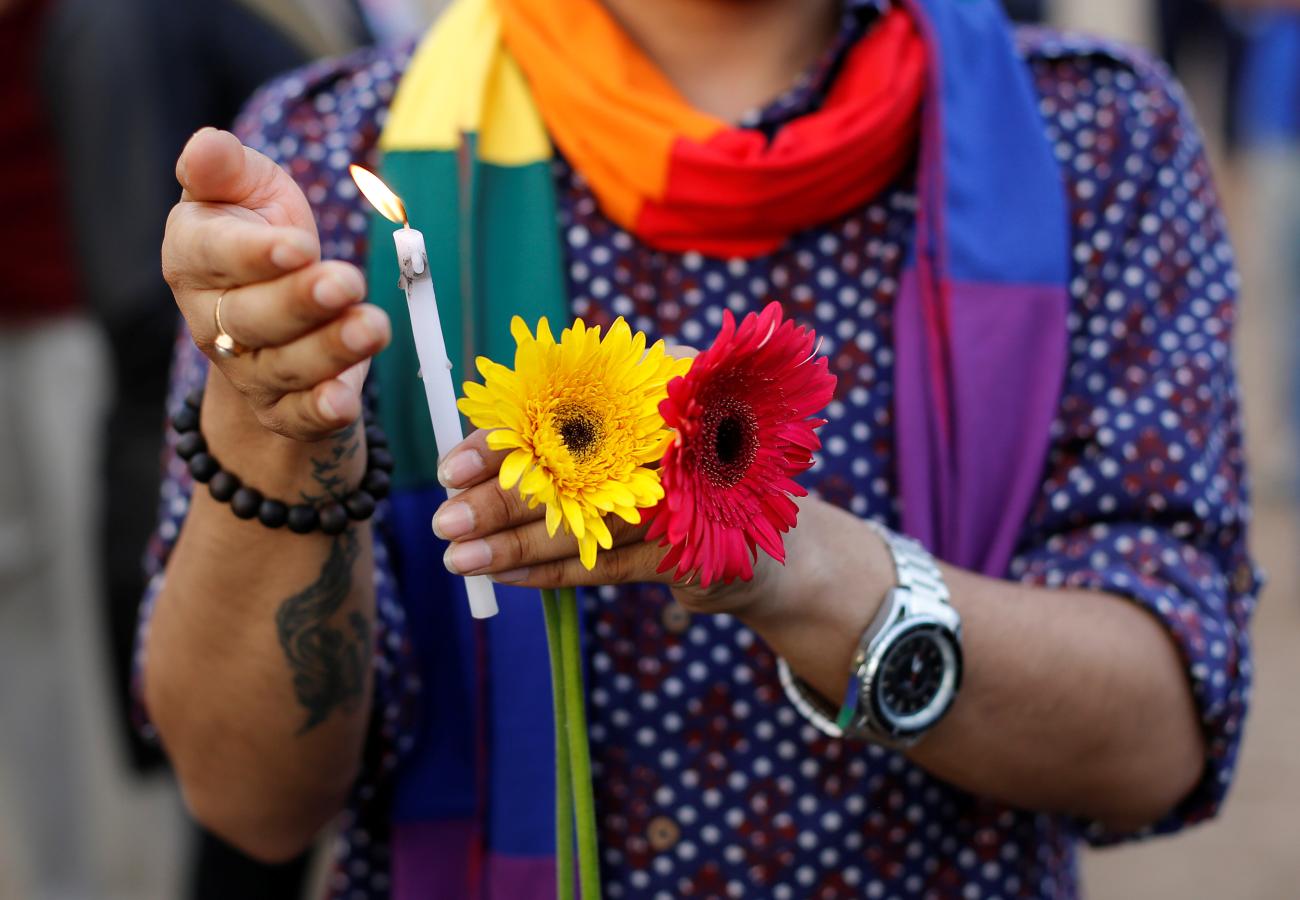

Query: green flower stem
<box><xmin>542</xmin><ymin>589</ymin><xmax>575</xmax><ymax>900</ymax></box>
<box><xmin>559</xmin><ymin>586</ymin><xmax>602</xmax><ymax>900</ymax></box>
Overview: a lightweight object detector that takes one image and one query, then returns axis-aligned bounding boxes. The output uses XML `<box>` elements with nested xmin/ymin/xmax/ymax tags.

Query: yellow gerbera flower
<box><xmin>458</xmin><ymin>316</ymin><xmax>692</xmax><ymax>570</ymax></box>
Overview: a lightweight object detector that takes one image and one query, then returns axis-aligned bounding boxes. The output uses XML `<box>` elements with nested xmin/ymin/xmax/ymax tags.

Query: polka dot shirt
<box><xmin>138</xmin><ymin>11</ymin><xmax>1259</xmax><ymax>900</ymax></box>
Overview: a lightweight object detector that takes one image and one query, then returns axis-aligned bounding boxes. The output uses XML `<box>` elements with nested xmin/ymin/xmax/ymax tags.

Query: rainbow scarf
<box><xmin>366</xmin><ymin>0</ymin><xmax>1067</xmax><ymax>896</ymax></box>
<box><xmin>496</xmin><ymin>0</ymin><xmax>926</xmax><ymax>257</ymax></box>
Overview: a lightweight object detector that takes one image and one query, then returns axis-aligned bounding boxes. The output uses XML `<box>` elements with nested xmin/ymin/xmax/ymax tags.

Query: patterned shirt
<box><xmin>139</xmin><ymin>6</ymin><xmax>1258</xmax><ymax>899</ymax></box>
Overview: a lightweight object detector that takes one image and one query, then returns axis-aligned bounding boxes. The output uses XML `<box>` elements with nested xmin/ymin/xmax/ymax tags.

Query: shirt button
<box><xmin>661</xmin><ymin>601</ymin><xmax>691</xmax><ymax>634</ymax></box>
<box><xmin>647</xmin><ymin>815</ymin><xmax>680</xmax><ymax>852</ymax></box>
<box><xmin>1232</xmin><ymin>561</ymin><xmax>1255</xmax><ymax>595</ymax></box>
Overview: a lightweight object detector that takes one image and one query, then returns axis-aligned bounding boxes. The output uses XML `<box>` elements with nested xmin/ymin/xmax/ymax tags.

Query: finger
<box><xmin>430</xmin><ymin>473</ymin><xmax>545</xmax><ymax>542</ymax></box>
<box><xmin>442</xmin><ymin>512</ymin><xmax>646</xmax><ymax>576</ymax></box>
<box><xmin>437</xmin><ymin>429</ymin><xmax>515</xmax><ymax>491</ymax></box>
<box><xmin>239</xmin><ymin>303</ymin><xmax>390</xmax><ymax>395</ymax></box>
<box><xmin>497</xmin><ymin>541</ymin><xmax>672</xmax><ymax>589</ymax></box>
<box><xmin>257</xmin><ymin>373</ymin><xmax>367</xmax><ymax>442</ymax></box>
<box><xmin>215</xmin><ymin>260</ymin><xmax>366</xmax><ymax>349</ymax></box>
<box><xmin>176</xmin><ymin>128</ymin><xmax>316</xmax><ymax>231</ymax></box>
<box><xmin>165</xmin><ymin>203</ymin><xmax>319</xmax><ymax>294</ymax></box>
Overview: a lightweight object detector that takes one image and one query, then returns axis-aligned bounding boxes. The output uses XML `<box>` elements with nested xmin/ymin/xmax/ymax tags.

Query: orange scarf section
<box><xmin>496</xmin><ymin>0</ymin><xmax>927</xmax><ymax>257</ymax></box>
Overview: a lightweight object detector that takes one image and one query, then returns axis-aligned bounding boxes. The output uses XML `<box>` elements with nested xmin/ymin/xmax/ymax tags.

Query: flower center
<box><xmin>554</xmin><ymin>403</ymin><xmax>604</xmax><ymax>461</ymax></box>
<box><xmin>701</xmin><ymin>395</ymin><xmax>758</xmax><ymax>488</ymax></box>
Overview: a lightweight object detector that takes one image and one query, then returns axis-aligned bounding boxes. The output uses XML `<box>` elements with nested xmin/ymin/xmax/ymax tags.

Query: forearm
<box><xmin>145</xmin><ymin>375</ymin><xmax>375</xmax><ymax>861</ymax></box>
<box><xmin>911</xmin><ymin>568</ymin><xmax>1204</xmax><ymax>828</ymax></box>
<box><xmin>739</xmin><ymin>502</ymin><xmax>1204</xmax><ymax>830</ymax></box>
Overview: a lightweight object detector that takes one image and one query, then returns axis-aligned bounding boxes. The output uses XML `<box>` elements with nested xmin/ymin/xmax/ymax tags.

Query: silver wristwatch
<box><xmin>777</xmin><ymin>521</ymin><xmax>962</xmax><ymax>748</ymax></box>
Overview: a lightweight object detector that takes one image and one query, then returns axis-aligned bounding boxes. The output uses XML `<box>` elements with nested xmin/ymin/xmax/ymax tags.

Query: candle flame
<box><xmin>349</xmin><ymin>164</ymin><xmax>409</xmax><ymax>227</ymax></box>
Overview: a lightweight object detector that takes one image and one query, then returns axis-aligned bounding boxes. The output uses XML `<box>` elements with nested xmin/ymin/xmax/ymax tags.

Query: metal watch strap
<box><xmin>776</xmin><ymin>520</ymin><xmax>949</xmax><ymax>741</ymax></box>
<box><xmin>863</xmin><ymin>519</ymin><xmax>949</xmax><ymax>607</ymax></box>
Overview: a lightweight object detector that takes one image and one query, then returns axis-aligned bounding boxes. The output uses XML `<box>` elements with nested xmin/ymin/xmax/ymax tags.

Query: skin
<box><xmin>599</xmin><ymin>0</ymin><xmax>841</xmax><ymax>122</ymax></box>
<box><xmin>150</xmin><ymin>0</ymin><xmax>1204</xmax><ymax>864</ymax></box>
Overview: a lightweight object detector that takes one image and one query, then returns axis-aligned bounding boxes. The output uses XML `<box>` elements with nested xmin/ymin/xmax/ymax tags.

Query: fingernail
<box><xmin>445</xmin><ymin>539</ymin><xmax>491</xmax><ymax>574</ymax></box>
<box><xmin>438</xmin><ymin>450</ymin><xmax>484</xmax><ymax>488</ymax></box>
<box><xmin>313</xmin><ymin>272</ymin><xmax>358</xmax><ymax>308</ymax></box>
<box><xmin>318</xmin><ymin>390</ymin><xmax>339</xmax><ymax>421</ymax></box>
<box><xmin>432</xmin><ymin>502</ymin><xmax>474</xmax><ymax>540</ymax></box>
<box><xmin>341</xmin><ymin>306</ymin><xmax>386</xmax><ymax>353</ymax></box>
<box><xmin>271</xmin><ymin>239</ymin><xmax>313</xmax><ymax>271</ymax></box>
<box><xmin>492</xmin><ymin>568</ymin><xmax>530</xmax><ymax>584</ymax></box>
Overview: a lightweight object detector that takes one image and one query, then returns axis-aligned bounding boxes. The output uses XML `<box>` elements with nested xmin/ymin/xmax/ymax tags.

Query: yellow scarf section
<box><xmin>381</xmin><ymin>0</ymin><xmax>550</xmax><ymax>166</ymax></box>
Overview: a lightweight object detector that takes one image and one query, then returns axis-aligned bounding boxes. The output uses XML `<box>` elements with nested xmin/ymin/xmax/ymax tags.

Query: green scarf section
<box><xmin>367</xmin><ymin>145</ymin><xmax>568</xmax><ymax>488</ymax></box>
<box><xmin>363</xmin><ymin>16</ymin><xmax>604</xmax><ymax>892</ymax></box>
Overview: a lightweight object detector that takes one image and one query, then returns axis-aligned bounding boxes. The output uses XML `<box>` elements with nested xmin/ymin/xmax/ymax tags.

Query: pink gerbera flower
<box><xmin>644</xmin><ymin>302</ymin><xmax>837</xmax><ymax>587</ymax></box>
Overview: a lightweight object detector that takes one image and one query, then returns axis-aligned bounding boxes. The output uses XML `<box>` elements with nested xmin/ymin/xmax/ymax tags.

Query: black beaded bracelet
<box><xmin>171</xmin><ymin>389</ymin><xmax>392</xmax><ymax>535</ymax></box>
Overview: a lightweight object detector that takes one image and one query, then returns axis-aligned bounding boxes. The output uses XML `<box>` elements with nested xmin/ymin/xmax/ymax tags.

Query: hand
<box><xmin>432</xmin><ymin>430</ymin><xmax>783</xmax><ymax>614</ymax></box>
<box><xmin>162</xmin><ymin>128</ymin><xmax>391</xmax><ymax>441</ymax></box>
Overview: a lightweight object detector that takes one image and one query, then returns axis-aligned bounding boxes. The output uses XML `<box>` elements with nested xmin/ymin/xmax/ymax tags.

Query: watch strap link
<box><xmin>863</xmin><ymin>519</ymin><xmax>949</xmax><ymax>606</ymax></box>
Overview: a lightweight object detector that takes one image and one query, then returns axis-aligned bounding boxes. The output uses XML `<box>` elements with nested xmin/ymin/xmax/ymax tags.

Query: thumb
<box><xmin>177</xmin><ymin>128</ymin><xmax>318</xmax><ymax>234</ymax></box>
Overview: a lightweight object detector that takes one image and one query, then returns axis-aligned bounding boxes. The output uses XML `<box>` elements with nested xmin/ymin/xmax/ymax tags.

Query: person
<box><xmin>1000</xmin><ymin>0</ymin><xmax>1042</xmax><ymax>23</ymax></box>
<box><xmin>1232</xmin><ymin>4</ymin><xmax>1300</xmax><ymax>493</ymax></box>
<box><xmin>142</xmin><ymin>0</ymin><xmax>1259</xmax><ymax>897</ymax></box>
<box><xmin>0</xmin><ymin>2</ymin><xmax>113</xmax><ymax>897</ymax></box>
<box><xmin>1156</xmin><ymin>0</ymin><xmax>1249</xmax><ymax>150</ymax></box>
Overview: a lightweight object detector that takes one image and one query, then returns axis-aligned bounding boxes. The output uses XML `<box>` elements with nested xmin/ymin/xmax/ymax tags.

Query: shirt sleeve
<box><xmin>132</xmin><ymin>49</ymin><xmax>421</xmax><ymax>794</ymax></box>
<box><xmin>1012</xmin><ymin>50</ymin><xmax>1261</xmax><ymax>843</ymax></box>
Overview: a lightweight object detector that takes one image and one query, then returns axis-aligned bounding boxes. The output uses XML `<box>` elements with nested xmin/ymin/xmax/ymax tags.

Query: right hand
<box><xmin>162</xmin><ymin>128</ymin><xmax>391</xmax><ymax>442</ymax></box>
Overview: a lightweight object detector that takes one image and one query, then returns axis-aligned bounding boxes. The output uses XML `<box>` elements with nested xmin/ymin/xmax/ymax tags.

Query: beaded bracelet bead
<box><xmin>171</xmin><ymin>389</ymin><xmax>392</xmax><ymax>534</ymax></box>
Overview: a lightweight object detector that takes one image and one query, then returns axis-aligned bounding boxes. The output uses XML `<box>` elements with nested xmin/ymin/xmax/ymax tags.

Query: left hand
<box><xmin>432</xmin><ymin>429</ymin><xmax>783</xmax><ymax>614</ymax></box>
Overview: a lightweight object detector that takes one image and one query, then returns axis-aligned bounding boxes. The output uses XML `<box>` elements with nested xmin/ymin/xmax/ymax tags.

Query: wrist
<box><xmin>734</xmin><ymin>504</ymin><xmax>895</xmax><ymax>703</ymax></box>
<box><xmin>737</xmin><ymin>502</ymin><xmax>893</xmax><ymax>631</ymax></box>
<box><xmin>200</xmin><ymin>372</ymin><xmax>366</xmax><ymax>498</ymax></box>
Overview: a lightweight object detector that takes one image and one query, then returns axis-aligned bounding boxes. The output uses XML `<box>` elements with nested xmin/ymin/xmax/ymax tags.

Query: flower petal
<box><xmin>499</xmin><ymin>448</ymin><xmax>533</xmax><ymax>490</ymax></box>
<box><xmin>578</xmin><ymin>532</ymin><xmax>598</xmax><ymax>570</ymax></box>
<box><xmin>560</xmin><ymin>493</ymin><xmax>585</xmax><ymax>540</ymax></box>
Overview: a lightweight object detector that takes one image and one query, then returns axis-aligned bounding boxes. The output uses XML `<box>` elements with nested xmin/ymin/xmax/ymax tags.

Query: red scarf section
<box><xmin>498</xmin><ymin>0</ymin><xmax>927</xmax><ymax>257</ymax></box>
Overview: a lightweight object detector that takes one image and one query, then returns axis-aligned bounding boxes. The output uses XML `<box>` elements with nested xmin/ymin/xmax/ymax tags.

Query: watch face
<box><xmin>872</xmin><ymin>626</ymin><xmax>959</xmax><ymax>735</ymax></box>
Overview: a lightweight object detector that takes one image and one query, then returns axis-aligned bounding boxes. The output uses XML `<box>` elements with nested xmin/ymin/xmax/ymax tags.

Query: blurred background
<box><xmin>0</xmin><ymin>0</ymin><xmax>1296</xmax><ymax>898</ymax></box>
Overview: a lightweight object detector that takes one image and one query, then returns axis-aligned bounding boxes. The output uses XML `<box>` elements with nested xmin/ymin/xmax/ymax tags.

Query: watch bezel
<box><xmin>862</xmin><ymin>618</ymin><xmax>963</xmax><ymax>741</ymax></box>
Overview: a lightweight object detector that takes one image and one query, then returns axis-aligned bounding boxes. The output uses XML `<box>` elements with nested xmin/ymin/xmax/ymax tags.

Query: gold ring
<box><xmin>213</xmin><ymin>292</ymin><xmax>246</xmax><ymax>359</ymax></box>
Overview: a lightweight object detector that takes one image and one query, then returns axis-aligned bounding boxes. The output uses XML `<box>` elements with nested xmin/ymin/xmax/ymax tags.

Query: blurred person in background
<box><xmin>1233</xmin><ymin>3</ymin><xmax>1300</xmax><ymax>492</ymax></box>
<box><xmin>0</xmin><ymin>2</ymin><xmax>130</xmax><ymax>898</ymax></box>
<box><xmin>1157</xmin><ymin>0</ymin><xmax>1249</xmax><ymax>149</ymax></box>
<box><xmin>1002</xmin><ymin>0</ymin><xmax>1044</xmax><ymax>23</ymax></box>
<box><xmin>364</xmin><ymin>0</ymin><xmax>453</xmax><ymax>44</ymax></box>
<box><xmin>33</xmin><ymin>0</ymin><xmax>426</xmax><ymax>896</ymax></box>
<box><xmin>145</xmin><ymin>0</ymin><xmax>1259</xmax><ymax>898</ymax></box>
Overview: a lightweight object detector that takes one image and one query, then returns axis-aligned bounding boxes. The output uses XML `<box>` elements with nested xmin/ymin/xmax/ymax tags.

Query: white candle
<box><xmin>350</xmin><ymin>166</ymin><xmax>499</xmax><ymax>619</ymax></box>
<box><xmin>394</xmin><ymin>226</ymin><xmax>499</xmax><ymax>619</ymax></box>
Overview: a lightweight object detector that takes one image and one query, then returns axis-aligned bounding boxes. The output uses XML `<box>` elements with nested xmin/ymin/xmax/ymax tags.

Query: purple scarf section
<box><xmin>894</xmin><ymin>0</ymin><xmax>1068</xmax><ymax>576</ymax></box>
<box><xmin>394</xmin><ymin>824</ymin><xmax>555</xmax><ymax>899</ymax></box>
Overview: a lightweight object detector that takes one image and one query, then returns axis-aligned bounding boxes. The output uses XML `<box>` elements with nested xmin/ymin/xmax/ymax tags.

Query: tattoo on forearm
<box><xmin>275</xmin><ymin>422</ymin><xmax>371</xmax><ymax>734</ymax></box>
<box><xmin>302</xmin><ymin>420</ymin><xmax>361</xmax><ymax>504</ymax></box>
<box><xmin>276</xmin><ymin>532</ymin><xmax>367</xmax><ymax>733</ymax></box>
